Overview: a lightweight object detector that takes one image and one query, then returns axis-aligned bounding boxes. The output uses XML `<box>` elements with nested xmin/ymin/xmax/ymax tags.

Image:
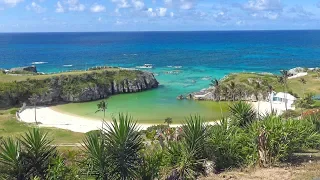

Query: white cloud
<box><xmin>132</xmin><ymin>0</ymin><xmax>144</xmax><ymax>10</ymax></box>
<box><xmin>243</xmin><ymin>0</ymin><xmax>283</xmax><ymax>11</ymax></box>
<box><xmin>111</xmin><ymin>0</ymin><xmax>130</xmax><ymax>8</ymax></box>
<box><xmin>55</xmin><ymin>0</ymin><xmax>85</xmax><ymax>13</ymax></box>
<box><xmin>288</xmin><ymin>5</ymin><xmax>314</xmax><ymax>18</ymax></box>
<box><xmin>26</xmin><ymin>1</ymin><xmax>46</xmax><ymax>13</ymax></box>
<box><xmin>158</xmin><ymin>7</ymin><xmax>167</xmax><ymax>16</ymax></box>
<box><xmin>170</xmin><ymin>12</ymin><xmax>174</xmax><ymax>17</ymax></box>
<box><xmin>55</xmin><ymin>1</ymin><xmax>64</xmax><ymax>13</ymax></box>
<box><xmin>264</xmin><ymin>11</ymin><xmax>279</xmax><ymax>19</ymax></box>
<box><xmin>90</xmin><ymin>4</ymin><xmax>105</xmax><ymax>13</ymax></box>
<box><xmin>236</xmin><ymin>20</ymin><xmax>245</xmax><ymax>25</ymax></box>
<box><xmin>66</xmin><ymin>0</ymin><xmax>85</xmax><ymax>12</ymax></box>
<box><xmin>164</xmin><ymin>0</ymin><xmax>196</xmax><ymax>10</ymax></box>
<box><xmin>115</xmin><ymin>20</ymin><xmax>126</xmax><ymax>25</ymax></box>
<box><xmin>147</xmin><ymin>7</ymin><xmax>167</xmax><ymax>17</ymax></box>
<box><xmin>0</xmin><ymin>0</ymin><xmax>24</xmax><ymax>7</ymax></box>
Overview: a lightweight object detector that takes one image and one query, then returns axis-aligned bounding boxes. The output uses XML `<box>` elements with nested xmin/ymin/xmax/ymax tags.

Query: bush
<box><xmin>281</xmin><ymin>110</ymin><xmax>300</xmax><ymax>119</ymax></box>
<box><xmin>206</xmin><ymin>119</ymin><xmax>258</xmax><ymax>170</ymax></box>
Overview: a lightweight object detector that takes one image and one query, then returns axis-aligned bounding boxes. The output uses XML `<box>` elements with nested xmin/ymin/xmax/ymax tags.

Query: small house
<box><xmin>272</xmin><ymin>92</ymin><xmax>296</xmax><ymax>108</ymax></box>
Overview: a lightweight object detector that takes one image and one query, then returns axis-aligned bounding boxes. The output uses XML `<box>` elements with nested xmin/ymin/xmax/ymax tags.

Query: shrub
<box><xmin>281</xmin><ymin>110</ymin><xmax>300</xmax><ymax>119</ymax></box>
<box><xmin>229</xmin><ymin>101</ymin><xmax>257</xmax><ymax>127</ymax></box>
<box><xmin>206</xmin><ymin>118</ymin><xmax>258</xmax><ymax>170</ymax></box>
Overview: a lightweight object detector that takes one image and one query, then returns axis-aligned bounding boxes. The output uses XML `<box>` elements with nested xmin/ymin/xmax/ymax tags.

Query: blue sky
<box><xmin>0</xmin><ymin>0</ymin><xmax>320</xmax><ymax>32</ymax></box>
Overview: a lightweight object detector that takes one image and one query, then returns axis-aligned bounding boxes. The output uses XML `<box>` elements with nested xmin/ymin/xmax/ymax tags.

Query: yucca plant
<box><xmin>229</xmin><ymin>101</ymin><xmax>257</xmax><ymax>128</ymax></box>
<box><xmin>82</xmin><ymin>132</ymin><xmax>109</xmax><ymax>180</ymax></box>
<box><xmin>104</xmin><ymin>113</ymin><xmax>143</xmax><ymax>180</ymax></box>
<box><xmin>0</xmin><ymin>138</ymin><xmax>25</xmax><ymax>180</ymax></box>
<box><xmin>162</xmin><ymin>141</ymin><xmax>200</xmax><ymax>180</ymax></box>
<box><xmin>207</xmin><ymin>118</ymin><xmax>257</xmax><ymax>170</ymax></box>
<box><xmin>20</xmin><ymin>128</ymin><xmax>57</xmax><ymax>179</ymax></box>
<box><xmin>183</xmin><ymin>115</ymin><xmax>208</xmax><ymax>159</ymax></box>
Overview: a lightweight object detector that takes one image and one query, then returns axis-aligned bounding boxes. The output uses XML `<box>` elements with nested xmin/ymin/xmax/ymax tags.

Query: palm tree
<box><xmin>280</xmin><ymin>70</ymin><xmax>289</xmax><ymax>111</ymax></box>
<box><xmin>267</xmin><ymin>85</ymin><xmax>273</xmax><ymax>113</ymax></box>
<box><xmin>104</xmin><ymin>113</ymin><xmax>143</xmax><ymax>179</ymax></box>
<box><xmin>210</xmin><ymin>79</ymin><xmax>223</xmax><ymax>117</ymax></box>
<box><xmin>254</xmin><ymin>81</ymin><xmax>262</xmax><ymax>119</ymax></box>
<box><xmin>298</xmin><ymin>78</ymin><xmax>307</xmax><ymax>98</ymax></box>
<box><xmin>96</xmin><ymin>100</ymin><xmax>108</xmax><ymax>130</ymax></box>
<box><xmin>28</xmin><ymin>94</ymin><xmax>40</xmax><ymax>124</ymax></box>
<box><xmin>227</xmin><ymin>81</ymin><xmax>237</xmax><ymax>101</ymax></box>
<box><xmin>164</xmin><ymin>117</ymin><xmax>173</xmax><ymax>127</ymax></box>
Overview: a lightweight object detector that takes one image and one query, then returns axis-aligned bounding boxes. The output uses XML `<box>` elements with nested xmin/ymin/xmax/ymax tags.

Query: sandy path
<box><xmin>19</xmin><ymin>107</ymin><xmax>205</xmax><ymax>133</ymax></box>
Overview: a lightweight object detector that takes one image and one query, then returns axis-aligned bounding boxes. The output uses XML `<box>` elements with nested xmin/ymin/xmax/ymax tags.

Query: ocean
<box><xmin>1</xmin><ymin>31</ymin><xmax>320</xmax><ymax>122</ymax></box>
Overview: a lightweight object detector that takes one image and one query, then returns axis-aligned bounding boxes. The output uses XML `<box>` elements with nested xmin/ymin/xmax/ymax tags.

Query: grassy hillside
<box><xmin>222</xmin><ymin>72</ymin><xmax>320</xmax><ymax>98</ymax></box>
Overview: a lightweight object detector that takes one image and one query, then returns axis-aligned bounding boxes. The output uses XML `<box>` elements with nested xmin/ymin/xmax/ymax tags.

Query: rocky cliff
<box><xmin>0</xmin><ymin>69</ymin><xmax>158</xmax><ymax>108</ymax></box>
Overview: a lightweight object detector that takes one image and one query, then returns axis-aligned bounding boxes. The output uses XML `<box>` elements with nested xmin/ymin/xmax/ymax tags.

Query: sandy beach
<box><xmin>18</xmin><ymin>100</ymin><xmax>290</xmax><ymax>133</ymax></box>
<box><xmin>19</xmin><ymin>107</ymin><xmax>203</xmax><ymax>133</ymax></box>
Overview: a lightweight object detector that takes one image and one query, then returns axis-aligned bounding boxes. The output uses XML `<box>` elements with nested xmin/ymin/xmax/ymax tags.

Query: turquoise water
<box><xmin>1</xmin><ymin>31</ymin><xmax>320</xmax><ymax>122</ymax></box>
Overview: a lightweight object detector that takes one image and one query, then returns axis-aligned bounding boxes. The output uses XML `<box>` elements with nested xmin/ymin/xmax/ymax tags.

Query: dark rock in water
<box><xmin>176</xmin><ymin>95</ymin><xmax>184</xmax><ymax>100</ymax></box>
<box><xmin>0</xmin><ymin>70</ymin><xmax>159</xmax><ymax>108</ymax></box>
<box><xmin>9</xmin><ymin>66</ymin><xmax>37</xmax><ymax>73</ymax></box>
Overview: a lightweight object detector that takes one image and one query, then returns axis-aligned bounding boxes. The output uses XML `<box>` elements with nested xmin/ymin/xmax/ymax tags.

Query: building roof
<box><xmin>274</xmin><ymin>92</ymin><xmax>296</xmax><ymax>101</ymax></box>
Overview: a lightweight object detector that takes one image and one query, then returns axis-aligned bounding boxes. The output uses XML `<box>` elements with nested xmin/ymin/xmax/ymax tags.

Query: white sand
<box><xmin>19</xmin><ymin>102</ymin><xmax>287</xmax><ymax>133</ymax></box>
<box><xmin>19</xmin><ymin>107</ymin><xmax>213</xmax><ymax>133</ymax></box>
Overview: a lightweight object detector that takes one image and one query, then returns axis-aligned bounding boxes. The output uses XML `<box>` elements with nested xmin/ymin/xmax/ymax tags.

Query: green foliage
<box><xmin>281</xmin><ymin>110</ymin><xmax>300</xmax><ymax>119</ymax></box>
<box><xmin>207</xmin><ymin>118</ymin><xmax>258</xmax><ymax>170</ymax></box>
<box><xmin>46</xmin><ymin>156</ymin><xmax>81</xmax><ymax>180</ymax></box>
<box><xmin>162</xmin><ymin>142</ymin><xmax>200</xmax><ymax>179</ymax></box>
<box><xmin>105</xmin><ymin>113</ymin><xmax>143</xmax><ymax>179</ymax></box>
<box><xmin>137</xmin><ymin>145</ymin><xmax>163</xmax><ymax>180</ymax></box>
<box><xmin>82</xmin><ymin>131</ymin><xmax>109</xmax><ymax>180</ymax></box>
<box><xmin>229</xmin><ymin>101</ymin><xmax>257</xmax><ymax>127</ymax></box>
<box><xmin>248</xmin><ymin>116</ymin><xmax>320</xmax><ymax>163</ymax></box>
<box><xmin>297</xmin><ymin>93</ymin><xmax>316</xmax><ymax>109</ymax></box>
<box><xmin>0</xmin><ymin>128</ymin><xmax>57</xmax><ymax>179</ymax></box>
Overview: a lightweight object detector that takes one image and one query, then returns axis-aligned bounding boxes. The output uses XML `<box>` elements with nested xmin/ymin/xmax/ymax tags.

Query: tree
<box><xmin>228</xmin><ymin>81</ymin><xmax>237</xmax><ymax>101</ymax></box>
<box><xmin>96</xmin><ymin>100</ymin><xmax>108</xmax><ymax>130</ymax></box>
<box><xmin>267</xmin><ymin>85</ymin><xmax>274</xmax><ymax>113</ymax></box>
<box><xmin>164</xmin><ymin>117</ymin><xmax>173</xmax><ymax>127</ymax></box>
<box><xmin>210</xmin><ymin>79</ymin><xmax>223</xmax><ymax>117</ymax></box>
<box><xmin>298</xmin><ymin>78</ymin><xmax>307</xmax><ymax>98</ymax></box>
<box><xmin>28</xmin><ymin>94</ymin><xmax>40</xmax><ymax>124</ymax></box>
<box><xmin>254</xmin><ymin>81</ymin><xmax>262</xmax><ymax>119</ymax></box>
<box><xmin>280</xmin><ymin>70</ymin><xmax>290</xmax><ymax>111</ymax></box>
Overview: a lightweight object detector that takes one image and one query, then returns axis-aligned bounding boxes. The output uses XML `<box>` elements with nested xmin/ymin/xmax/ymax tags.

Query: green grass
<box><xmin>223</xmin><ymin>72</ymin><xmax>320</xmax><ymax>98</ymax></box>
<box><xmin>0</xmin><ymin>109</ymin><xmax>84</xmax><ymax>144</ymax></box>
<box><xmin>0</xmin><ymin>68</ymin><xmax>120</xmax><ymax>83</ymax></box>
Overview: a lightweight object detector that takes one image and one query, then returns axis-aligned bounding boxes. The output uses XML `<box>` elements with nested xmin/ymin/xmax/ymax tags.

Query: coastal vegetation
<box><xmin>1</xmin><ymin>102</ymin><xmax>320</xmax><ymax>179</ymax></box>
<box><xmin>0</xmin><ymin>68</ymin><xmax>158</xmax><ymax>109</ymax></box>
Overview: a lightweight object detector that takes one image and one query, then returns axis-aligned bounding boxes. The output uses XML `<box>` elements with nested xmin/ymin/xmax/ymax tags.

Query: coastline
<box><xmin>18</xmin><ymin>106</ymin><xmax>218</xmax><ymax>133</ymax></box>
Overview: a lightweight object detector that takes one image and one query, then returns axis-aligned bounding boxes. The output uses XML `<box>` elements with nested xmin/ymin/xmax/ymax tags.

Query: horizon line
<box><xmin>1</xmin><ymin>29</ymin><xmax>320</xmax><ymax>33</ymax></box>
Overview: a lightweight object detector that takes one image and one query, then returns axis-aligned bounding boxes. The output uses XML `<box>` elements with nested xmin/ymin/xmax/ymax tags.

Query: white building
<box><xmin>272</xmin><ymin>92</ymin><xmax>297</xmax><ymax>109</ymax></box>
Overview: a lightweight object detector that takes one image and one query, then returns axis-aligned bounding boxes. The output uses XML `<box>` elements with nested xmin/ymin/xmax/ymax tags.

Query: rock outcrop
<box><xmin>9</xmin><ymin>66</ymin><xmax>37</xmax><ymax>73</ymax></box>
<box><xmin>0</xmin><ymin>70</ymin><xmax>158</xmax><ymax>108</ymax></box>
